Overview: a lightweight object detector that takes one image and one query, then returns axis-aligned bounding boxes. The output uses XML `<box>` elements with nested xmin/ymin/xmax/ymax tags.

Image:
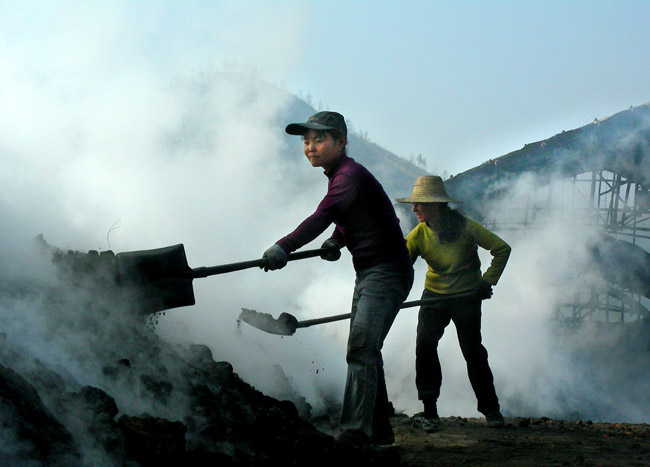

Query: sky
<box><xmin>1</xmin><ymin>0</ymin><xmax>649</xmax><ymax>426</ymax></box>
<box><xmin>3</xmin><ymin>1</ymin><xmax>648</xmax><ymax>175</ymax></box>
<box><xmin>297</xmin><ymin>0</ymin><xmax>650</xmax><ymax>177</ymax></box>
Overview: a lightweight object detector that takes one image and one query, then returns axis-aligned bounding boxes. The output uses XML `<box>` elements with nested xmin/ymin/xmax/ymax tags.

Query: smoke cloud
<box><xmin>2</xmin><ymin>6</ymin><xmax>648</xmax><ymax>453</ymax></box>
<box><xmin>0</xmin><ymin>2</ymin><xmax>352</xmax><ymax>451</ymax></box>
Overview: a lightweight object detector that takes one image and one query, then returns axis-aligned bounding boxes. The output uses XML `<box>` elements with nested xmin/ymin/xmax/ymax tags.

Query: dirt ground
<box><xmin>384</xmin><ymin>414</ymin><xmax>650</xmax><ymax>466</ymax></box>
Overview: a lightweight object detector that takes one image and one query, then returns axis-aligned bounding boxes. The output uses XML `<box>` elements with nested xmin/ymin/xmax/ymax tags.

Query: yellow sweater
<box><xmin>405</xmin><ymin>217</ymin><xmax>511</xmax><ymax>294</ymax></box>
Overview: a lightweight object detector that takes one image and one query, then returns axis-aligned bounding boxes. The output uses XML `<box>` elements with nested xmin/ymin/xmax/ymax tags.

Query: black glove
<box><xmin>320</xmin><ymin>238</ymin><xmax>343</xmax><ymax>261</ymax></box>
<box><xmin>475</xmin><ymin>280</ymin><xmax>493</xmax><ymax>300</ymax></box>
<box><xmin>262</xmin><ymin>244</ymin><xmax>289</xmax><ymax>271</ymax></box>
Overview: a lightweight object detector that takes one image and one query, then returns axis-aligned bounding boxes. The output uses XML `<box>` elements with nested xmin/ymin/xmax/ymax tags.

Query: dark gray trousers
<box><xmin>339</xmin><ymin>260</ymin><xmax>413</xmax><ymax>438</ymax></box>
<box><xmin>415</xmin><ymin>289</ymin><xmax>500</xmax><ymax>415</ymax></box>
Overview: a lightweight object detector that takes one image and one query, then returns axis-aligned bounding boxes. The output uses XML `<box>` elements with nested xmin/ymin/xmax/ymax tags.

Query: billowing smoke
<box><xmin>0</xmin><ymin>4</ymin><xmax>356</xmax><ymax>458</ymax></box>
<box><xmin>3</xmin><ymin>11</ymin><xmax>649</xmax><ymax>463</ymax></box>
<box><xmin>0</xmin><ymin>64</ymin><xmax>354</xmax><ymax>401</ymax></box>
<box><xmin>5</xmin><ymin>79</ymin><xmax>650</xmax><ymax>434</ymax></box>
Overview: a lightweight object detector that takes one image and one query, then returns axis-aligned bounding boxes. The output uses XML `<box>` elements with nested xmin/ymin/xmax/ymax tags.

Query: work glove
<box><xmin>475</xmin><ymin>279</ymin><xmax>493</xmax><ymax>300</ymax></box>
<box><xmin>262</xmin><ymin>244</ymin><xmax>289</xmax><ymax>271</ymax></box>
<box><xmin>320</xmin><ymin>238</ymin><xmax>343</xmax><ymax>261</ymax></box>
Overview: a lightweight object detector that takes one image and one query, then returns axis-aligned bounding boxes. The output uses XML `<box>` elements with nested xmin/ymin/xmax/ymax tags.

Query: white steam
<box><xmin>0</xmin><ymin>62</ymin><xmax>354</xmax><ymax>410</ymax></box>
<box><xmin>1</xmin><ymin>0</ymin><xmax>349</xmax><ymax>428</ymax></box>
<box><xmin>2</xmin><ymin>3</ymin><xmax>648</xmax><ymax>433</ymax></box>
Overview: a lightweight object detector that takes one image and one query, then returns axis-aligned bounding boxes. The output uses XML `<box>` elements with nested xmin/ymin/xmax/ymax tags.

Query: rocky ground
<box><xmin>310</xmin><ymin>406</ymin><xmax>650</xmax><ymax>466</ymax></box>
<box><xmin>385</xmin><ymin>414</ymin><xmax>650</xmax><ymax>466</ymax></box>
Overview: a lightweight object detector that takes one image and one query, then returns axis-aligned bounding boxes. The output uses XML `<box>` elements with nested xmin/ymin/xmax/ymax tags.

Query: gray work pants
<box><xmin>339</xmin><ymin>259</ymin><xmax>413</xmax><ymax>438</ymax></box>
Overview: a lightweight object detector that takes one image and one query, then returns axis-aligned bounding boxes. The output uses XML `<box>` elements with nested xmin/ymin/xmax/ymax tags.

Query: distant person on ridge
<box><xmin>396</xmin><ymin>175</ymin><xmax>510</xmax><ymax>429</ymax></box>
<box><xmin>261</xmin><ymin>111</ymin><xmax>414</xmax><ymax>446</ymax></box>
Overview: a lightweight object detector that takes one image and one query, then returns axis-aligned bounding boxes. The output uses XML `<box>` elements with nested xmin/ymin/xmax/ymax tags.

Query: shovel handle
<box><xmin>295</xmin><ymin>291</ymin><xmax>477</xmax><ymax>329</ymax></box>
<box><xmin>190</xmin><ymin>248</ymin><xmax>336</xmax><ymax>278</ymax></box>
<box><xmin>401</xmin><ymin>291</ymin><xmax>476</xmax><ymax>308</ymax></box>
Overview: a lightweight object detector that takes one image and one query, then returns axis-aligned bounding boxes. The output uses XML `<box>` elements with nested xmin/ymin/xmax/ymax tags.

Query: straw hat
<box><xmin>396</xmin><ymin>176</ymin><xmax>462</xmax><ymax>204</ymax></box>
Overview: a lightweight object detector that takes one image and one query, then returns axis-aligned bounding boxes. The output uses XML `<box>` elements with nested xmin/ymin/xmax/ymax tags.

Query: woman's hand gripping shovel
<box><xmin>239</xmin><ymin>291</ymin><xmax>477</xmax><ymax>336</ymax></box>
<box><xmin>116</xmin><ymin>244</ymin><xmax>341</xmax><ymax>314</ymax></box>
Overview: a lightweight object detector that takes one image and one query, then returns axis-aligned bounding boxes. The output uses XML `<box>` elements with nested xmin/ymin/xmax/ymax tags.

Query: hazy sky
<box><xmin>2</xmin><ymin>1</ymin><xmax>649</xmax><ymax>176</ymax></box>
<box><xmin>287</xmin><ymin>0</ymin><xmax>650</xmax><ymax>176</ymax></box>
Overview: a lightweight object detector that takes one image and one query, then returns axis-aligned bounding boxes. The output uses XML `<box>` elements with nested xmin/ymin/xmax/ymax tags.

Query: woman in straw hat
<box><xmin>397</xmin><ymin>175</ymin><xmax>511</xmax><ymax>429</ymax></box>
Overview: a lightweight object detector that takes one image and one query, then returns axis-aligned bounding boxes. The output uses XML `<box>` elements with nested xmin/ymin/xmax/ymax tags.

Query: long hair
<box><xmin>436</xmin><ymin>204</ymin><xmax>466</xmax><ymax>243</ymax></box>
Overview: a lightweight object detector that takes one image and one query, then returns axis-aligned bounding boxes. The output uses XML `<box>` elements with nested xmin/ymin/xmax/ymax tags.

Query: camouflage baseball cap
<box><xmin>285</xmin><ymin>111</ymin><xmax>347</xmax><ymax>137</ymax></box>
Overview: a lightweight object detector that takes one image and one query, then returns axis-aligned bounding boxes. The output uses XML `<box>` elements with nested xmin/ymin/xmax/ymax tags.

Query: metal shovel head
<box><xmin>116</xmin><ymin>243</ymin><xmax>196</xmax><ymax>314</ymax></box>
<box><xmin>239</xmin><ymin>308</ymin><xmax>298</xmax><ymax>336</ymax></box>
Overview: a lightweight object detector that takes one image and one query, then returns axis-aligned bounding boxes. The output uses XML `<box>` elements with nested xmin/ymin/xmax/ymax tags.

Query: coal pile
<box><xmin>0</xmin><ymin>239</ymin><xmax>400</xmax><ymax>466</ymax></box>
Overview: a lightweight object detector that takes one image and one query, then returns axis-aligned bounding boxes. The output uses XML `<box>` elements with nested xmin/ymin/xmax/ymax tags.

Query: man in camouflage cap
<box><xmin>262</xmin><ymin>111</ymin><xmax>414</xmax><ymax>446</ymax></box>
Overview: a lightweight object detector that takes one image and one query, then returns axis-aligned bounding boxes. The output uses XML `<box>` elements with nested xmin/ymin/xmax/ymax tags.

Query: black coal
<box><xmin>0</xmin><ymin>239</ymin><xmax>399</xmax><ymax>466</ymax></box>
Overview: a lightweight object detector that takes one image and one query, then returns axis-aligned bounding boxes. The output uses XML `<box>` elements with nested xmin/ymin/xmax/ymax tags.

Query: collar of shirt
<box><xmin>325</xmin><ymin>154</ymin><xmax>348</xmax><ymax>178</ymax></box>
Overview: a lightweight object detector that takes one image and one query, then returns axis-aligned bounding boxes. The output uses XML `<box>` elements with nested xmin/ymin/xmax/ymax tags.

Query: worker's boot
<box><xmin>422</xmin><ymin>395</ymin><xmax>440</xmax><ymax>423</ymax></box>
<box><xmin>485</xmin><ymin>411</ymin><xmax>505</xmax><ymax>428</ymax></box>
<box><xmin>412</xmin><ymin>395</ymin><xmax>440</xmax><ymax>432</ymax></box>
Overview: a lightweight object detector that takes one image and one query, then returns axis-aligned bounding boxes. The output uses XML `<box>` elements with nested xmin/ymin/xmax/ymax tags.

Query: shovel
<box><xmin>239</xmin><ymin>291</ymin><xmax>477</xmax><ymax>336</ymax></box>
<box><xmin>116</xmin><ymin>244</ymin><xmax>341</xmax><ymax>314</ymax></box>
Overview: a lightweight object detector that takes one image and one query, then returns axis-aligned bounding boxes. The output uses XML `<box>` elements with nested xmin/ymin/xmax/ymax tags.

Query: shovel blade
<box><xmin>238</xmin><ymin>308</ymin><xmax>298</xmax><ymax>336</ymax></box>
<box><xmin>117</xmin><ymin>244</ymin><xmax>195</xmax><ymax>314</ymax></box>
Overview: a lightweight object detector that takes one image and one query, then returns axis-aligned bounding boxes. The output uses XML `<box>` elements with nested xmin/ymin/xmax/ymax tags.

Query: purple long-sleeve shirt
<box><xmin>276</xmin><ymin>155</ymin><xmax>409</xmax><ymax>271</ymax></box>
